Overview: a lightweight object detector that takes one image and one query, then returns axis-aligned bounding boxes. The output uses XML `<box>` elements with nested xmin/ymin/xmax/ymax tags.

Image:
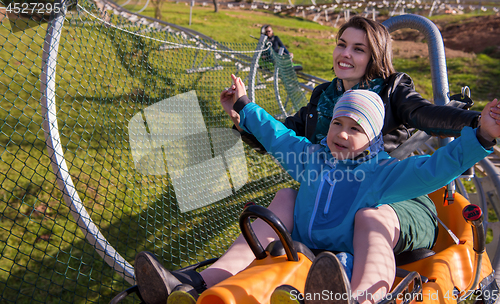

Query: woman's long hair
<box><xmin>337</xmin><ymin>16</ymin><xmax>396</xmax><ymax>84</ymax></box>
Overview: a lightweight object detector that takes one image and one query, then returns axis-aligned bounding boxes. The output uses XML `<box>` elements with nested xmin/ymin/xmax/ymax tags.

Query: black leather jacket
<box><xmin>240</xmin><ymin>72</ymin><xmax>481</xmax><ymax>154</ymax></box>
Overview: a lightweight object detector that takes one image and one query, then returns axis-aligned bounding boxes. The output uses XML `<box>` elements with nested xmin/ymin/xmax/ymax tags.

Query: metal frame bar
<box><xmin>40</xmin><ymin>0</ymin><xmax>135</xmax><ymax>285</ymax></box>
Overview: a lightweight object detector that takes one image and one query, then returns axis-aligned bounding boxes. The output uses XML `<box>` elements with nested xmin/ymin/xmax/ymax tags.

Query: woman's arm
<box><xmin>283</xmin><ymin>82</ymin><xmax>327</xmax><ymax>138</ymax></box>
<box><xmin>387</xmin><ymin>73</ymin><xmax>480</xmax><ymax>137</ymax></box>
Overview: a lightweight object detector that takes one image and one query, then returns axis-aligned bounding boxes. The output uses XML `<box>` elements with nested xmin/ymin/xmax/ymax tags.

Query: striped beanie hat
<box><xmin>332</xmin><ymin>89</ymin><xmax>385</xmax><ymax>143</ymax></box>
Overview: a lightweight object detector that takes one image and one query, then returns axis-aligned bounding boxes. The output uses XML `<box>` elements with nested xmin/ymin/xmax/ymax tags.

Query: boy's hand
<box><xmin>220</xmin><ymin>74</ymin><xmax>248</xmax><ymax>114</ymax></box>
<box><xmin>231</xmin><ymin>74</ymin><xmax>247</xmax><ymax>100</ymax></box>
<box><xmin>220</xmin><ymin>85</ymin><xmax>236</xmax><ymax>116</ymax></box>
<box><xmin>219</xmin><ymin>74</ymin><xmax>248</xmax><ymax>132</ymax></box>
<box><xmin>489</xmin><ymin>99</ymin><xmax>500</xmax><ymax>125</ymax></box>
<box><xmin>479</xmin><ymin>98</ymin><xmax>500</xmax><ymax>141</ymax></box>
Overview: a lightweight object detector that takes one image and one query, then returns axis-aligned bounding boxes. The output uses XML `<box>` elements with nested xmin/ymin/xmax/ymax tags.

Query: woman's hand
<box><xmin>478</xmin><ymin>98</ymin><xmax>500</xmax><ymax>141</ymax></box>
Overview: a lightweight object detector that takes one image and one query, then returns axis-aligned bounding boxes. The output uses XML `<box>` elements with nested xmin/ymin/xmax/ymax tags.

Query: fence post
<box><xmin>274</xmin><ymin>47</ymin><xmax>289</xmax><ymax>117</ymax></box>
<box><xmin>189</xmin><ymin>0</ymin><xmax>194</xmax><ymax>25</ymax></box>
<box><xmin>248</xmin><ymin>34</ymin><xmax>267</xmax><ymax>102</ymax></box>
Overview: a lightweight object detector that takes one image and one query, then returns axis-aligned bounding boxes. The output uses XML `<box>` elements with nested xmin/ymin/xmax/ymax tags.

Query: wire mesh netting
<box><xmin>0</xmin><ymin>0</ymin><xmax>309</xmax><ymax>302</ymax></box>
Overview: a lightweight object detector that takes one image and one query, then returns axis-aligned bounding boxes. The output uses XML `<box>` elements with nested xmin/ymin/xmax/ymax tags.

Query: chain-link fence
<box><xmin>0</xmin><ymin>0</ymin><xmax>308</xmax><ymax>302</ymax></box>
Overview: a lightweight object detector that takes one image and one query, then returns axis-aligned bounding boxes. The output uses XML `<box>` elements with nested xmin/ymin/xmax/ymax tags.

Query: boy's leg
<box><xmin>200</xmin><ymin>188</ymin><xmax>298</xmax><ymax>288</ymax></box>
<box><xmin>351</xmin><ymin>205</ymin><xmax>400</xmax><ymax>304</ymax></box>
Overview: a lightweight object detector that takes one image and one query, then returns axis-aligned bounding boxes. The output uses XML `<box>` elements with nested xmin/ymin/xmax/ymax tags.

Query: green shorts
<box><xmin>389</xmin><ymin>195</ymin><xmax>439</xmax><ymax>255</ymax></box>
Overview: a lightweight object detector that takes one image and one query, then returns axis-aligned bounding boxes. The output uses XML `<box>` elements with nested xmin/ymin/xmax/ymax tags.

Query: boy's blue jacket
<box><xmin>237</xmin><ymin>99</ymin><xmax>492</xmax><ymax>255</ymax></box>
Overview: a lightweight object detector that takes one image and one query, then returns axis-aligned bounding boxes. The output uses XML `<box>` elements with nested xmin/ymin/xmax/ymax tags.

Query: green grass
<box><xmin>391</xmin><ymin>54</ymin><xmax>500</xmax><ymax>105</ymax></box>
<box><xmin>1</xmin><ymin>3</ymin><xmax>302</xmax><ymax>302</ymax></box>
<box><xmin>1</xmin><ymin>0</ymin><xmax>500</xmax><ymax>303</ymax></box>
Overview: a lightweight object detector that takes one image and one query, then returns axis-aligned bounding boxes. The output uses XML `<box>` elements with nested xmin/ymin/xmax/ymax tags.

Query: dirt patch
<box><xmin>392</xmin><ymin>39</ymin><xmax>475</xmax><ymax>59</ymax></box>
<box><xmin>439</xmin><ymin>14</ymin><xmax>500</xmax><ymax>55</ymax></box>
<box><xmin>388</xmin><ymin>14</ymin><xmax>500</xmax><ymax>59</ymax></box>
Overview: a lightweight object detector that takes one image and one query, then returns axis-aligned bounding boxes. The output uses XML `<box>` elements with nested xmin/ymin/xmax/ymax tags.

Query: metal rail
<box><xmin>41</xmin><ymin>0</ymin><xmax>135</xmax><ymax>285</ymax></box>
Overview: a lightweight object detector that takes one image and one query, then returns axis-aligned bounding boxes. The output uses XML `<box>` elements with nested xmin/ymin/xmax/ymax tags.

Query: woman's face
<box><xmin>332</xmin><ymin>27</ymin><xmax>372</xmax><ymax>90</ymax></box>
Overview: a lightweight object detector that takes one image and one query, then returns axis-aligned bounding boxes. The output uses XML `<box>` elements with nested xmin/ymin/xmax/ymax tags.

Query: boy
<box><xmin>220</xmin><ymin>74</ymin><xmax>498</xmax><ymax>303</ymax></box>
<box><xmin>134</xmin><ymin>75</ymin><xmax>498</xmax><ymax>304</ymax></box>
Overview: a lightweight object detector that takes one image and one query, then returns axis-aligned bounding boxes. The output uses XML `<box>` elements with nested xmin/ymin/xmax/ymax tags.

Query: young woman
<box><xmin>133</xmin><ymin>16</ymin><xmax>500</xmax><ymax>304</ymax></box>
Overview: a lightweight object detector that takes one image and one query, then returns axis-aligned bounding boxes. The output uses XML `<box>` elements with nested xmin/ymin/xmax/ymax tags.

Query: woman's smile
<box><xmin>338</xmin><ymin>61</ymin><xmax>354</xmax><ymax>69</ymax></box>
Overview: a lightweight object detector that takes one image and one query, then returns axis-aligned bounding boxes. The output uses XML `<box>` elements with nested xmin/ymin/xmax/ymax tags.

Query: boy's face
<box><xmin>326</xmin><ymin>116</ymin><xmax>370</xmax><ymax>160</ymax></box>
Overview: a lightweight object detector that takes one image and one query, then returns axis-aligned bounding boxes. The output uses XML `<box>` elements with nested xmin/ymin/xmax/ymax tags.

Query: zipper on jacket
<box><xmin>308</xmin><ymin>159</ymin><xmax>337</xmax><ymax>247</ymax></box>
<box><xmin>308</xmin><ymin>177</ymin><xmax>324</xmax><ymax>248</ymax></box>
<box><xmin>323</xmin><ymin>177</ymin><xmax>336</xmax><ymax>214</ymax></box>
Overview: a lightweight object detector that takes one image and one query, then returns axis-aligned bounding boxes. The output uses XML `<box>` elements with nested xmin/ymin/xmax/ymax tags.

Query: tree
<box><xmin>213</xmin><ymin>0</ymin><xmax>219</xmax><ymax>12</ymax></box>
<box><xmin>152</xmin><ymin>0</ymin><xmax>164</xmax><ymax>20</ymax></box>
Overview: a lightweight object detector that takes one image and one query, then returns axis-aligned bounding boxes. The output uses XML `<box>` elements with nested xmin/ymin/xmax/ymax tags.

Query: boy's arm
<box><xmin>220</xmin><ymin>75</ymin><xmax>311</xmax><ymax>181</ymax></box>
<box><xmin>223</xmin><ymin>79</ymin><xmax>327</xmax><ymax>155</ymax></box>
<box><xmin>372</xmin><ymin>98</ymin><xmax>499</xmax><ymax>203</ymax></box>
<box><xmin>372</xmin><ymin>126</ymin><xmax>493</xmax><ymax>203</ymax></box>
<box><xmin>235</xmin><ymin>96</ymin><xmax>311</xmax><ymax>181</ymax></box>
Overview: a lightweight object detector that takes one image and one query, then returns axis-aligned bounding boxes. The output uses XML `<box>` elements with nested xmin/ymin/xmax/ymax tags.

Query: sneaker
<box><xmin>293</xmin><ymin>64</ymin><xmax>303</xmax><ymax>71</ymax></box>
<box><xmin>167</xmin><ymin>284</ymin><xmax>199</xmax><ymax>304</ymax></box>
<box><xmin>271</xmin><ymin>284</ymin><xmax>305</xmax><ymax>304</ymax></box>
<box><xmin>135</xmin><ymin>251</ymin><xmax>183</xmax><ymax>304</ymax></box>
<box><xmin>304</xmin><ymin>251</ymin><xmax>353</xmax><ymax>304</ymax></box>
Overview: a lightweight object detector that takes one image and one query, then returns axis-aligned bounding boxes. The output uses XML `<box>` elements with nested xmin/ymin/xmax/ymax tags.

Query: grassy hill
<box><xmin>123</xmin><ymin>1</ymin><xmax>500</xmax><ymax>109</ymax></box>
<box><xmin>0</xmin><ymin>1</ymin><xmax>499</xmax><ymax>303</ymax></box>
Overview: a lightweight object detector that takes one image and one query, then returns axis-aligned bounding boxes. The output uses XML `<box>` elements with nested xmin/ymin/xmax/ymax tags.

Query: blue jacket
<box><xmin>237</xmin><ymin>99</ymin><xmax>492</xmax><ymax>255</ymax></box>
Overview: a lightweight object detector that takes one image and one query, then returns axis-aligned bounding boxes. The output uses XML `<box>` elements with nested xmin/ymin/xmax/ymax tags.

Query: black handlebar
<box><xmin>463</xmin><ymin>204</ymin><xmax>485</xmax><ymax>254</ymax></box>
<box><xmin>239</xmin><ymin>204</ymin><xmax>299</xmax><ymax>262</ymax></box>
